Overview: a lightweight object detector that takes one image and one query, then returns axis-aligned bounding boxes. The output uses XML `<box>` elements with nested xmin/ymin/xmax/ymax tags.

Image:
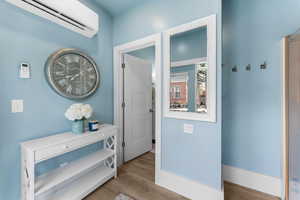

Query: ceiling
<box><xmin>94</xmin><ymin>0</ymin><xmax>146</xmax><ymax>16</ymax></box>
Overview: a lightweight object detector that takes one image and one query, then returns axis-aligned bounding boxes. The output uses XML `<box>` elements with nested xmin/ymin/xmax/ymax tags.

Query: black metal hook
<box><xmin>232</xmin><ymin>65</ymin><xmax>238</xmax><ymax>72</ymax></box>
<box><xmin>246</xmin><ymin>64</ymin><xmax>251</xmax><ymax>71</ymax></box>
<box><xmin>260</xmin><ymin>62</ymin><xmax>267</xmax><ymax>70</ymax></box>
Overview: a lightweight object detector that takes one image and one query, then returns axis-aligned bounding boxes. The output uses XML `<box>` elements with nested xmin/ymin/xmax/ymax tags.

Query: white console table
<box><xmin>21</xmin><ymin>124</ymin><xmax>117</xmax><ymax>200</ymax></box>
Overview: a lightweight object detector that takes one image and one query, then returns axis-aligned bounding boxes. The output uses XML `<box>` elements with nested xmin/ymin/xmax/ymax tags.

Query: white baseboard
<box><xmin>157</xmin><ymin>170</ymin><xmax>223</xmax><ymax>200</ymax></box>
<box><xmin>223</xmin><ymin>165</ymin><xmax>282</xmax><ymax>197</ymax></box>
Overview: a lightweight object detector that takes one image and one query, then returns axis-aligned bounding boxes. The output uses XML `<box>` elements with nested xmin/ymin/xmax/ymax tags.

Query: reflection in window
<box><xmin>170</xmin><ymin>72</ymin><xmax>188</xmax><ymax>112</ymax></box>
<box><xmin>175</xmin><ymin>87</ymin><xmax>181</xmax><ymax>98</ymax></box>
<box><xmin>196</xmin><ymin>63</ymin><xmax>208</xmax><ymax>113</ymax></box>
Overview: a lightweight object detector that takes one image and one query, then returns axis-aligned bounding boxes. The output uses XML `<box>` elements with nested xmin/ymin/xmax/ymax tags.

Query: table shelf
<box><xmin>35</xmin><ymin>149</ymin><xmax>114</xmax><ymax>197</ymax></box>
<box><xmin>36</xmin><ymin>165</ymin><xmax>115</xmax><ymax>200</ymax></box>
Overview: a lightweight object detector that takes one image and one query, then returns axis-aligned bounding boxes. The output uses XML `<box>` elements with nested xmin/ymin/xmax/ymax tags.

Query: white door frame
<box><xmin>113</xmin><ymin>34</ymin><xmax>162</xmax><ymax>183</ymax></box>
<box><xmin>282</xmin><ymin>36</ymin><xmax>289</xmax><ymax>200</ymax></box>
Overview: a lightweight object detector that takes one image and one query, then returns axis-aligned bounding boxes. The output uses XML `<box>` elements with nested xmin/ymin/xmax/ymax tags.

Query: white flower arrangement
<box><xmin>65</xmin><ymin>104</ymin><xmax>93</xmax><ymax>121</ymax></box>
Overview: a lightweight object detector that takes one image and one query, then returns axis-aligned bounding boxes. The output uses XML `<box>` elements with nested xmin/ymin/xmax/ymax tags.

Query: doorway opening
<box><xmin>123</xmin><ymin>47</ymin><xmax>155</xmax><ymax>162</ymax></box>
<box><xmin>114</xmin><ymin>34</ymin><xmax>162</xmax><ymax>183</ymax></box>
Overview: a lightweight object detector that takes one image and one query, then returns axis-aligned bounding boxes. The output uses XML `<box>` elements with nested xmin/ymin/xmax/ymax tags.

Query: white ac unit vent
<box><xmin>6</xmin><ymin>0</ymin><xmax>99</xmax><ymax>38</ymax></box>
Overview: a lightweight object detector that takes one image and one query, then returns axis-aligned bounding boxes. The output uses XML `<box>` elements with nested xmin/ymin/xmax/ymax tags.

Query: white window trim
<box><xmin>163</xmin><ymin>15</ymin><xmax>217</xmax><ymax>122</ymax></box>
<box><xmin>171</xmin><ymin>57</ymin><xmax>207</xmax><ymax>67</ymax></box>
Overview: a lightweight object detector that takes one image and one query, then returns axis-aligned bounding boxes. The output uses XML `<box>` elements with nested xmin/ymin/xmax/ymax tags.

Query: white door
<box><xmin>124</xmin><ymin>54</ymin><xmax>153</xmax><ymax>162</ymax></box>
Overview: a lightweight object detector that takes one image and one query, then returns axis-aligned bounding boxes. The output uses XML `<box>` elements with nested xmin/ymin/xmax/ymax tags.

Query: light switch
<box><xmin>184</xmin><ymin>124</ymin><xmax>194</xmax><ymax>134</ymax></box>
<box><xmin>11</xmin><ymin>100</ymin><xmax>23</xmax><ymax>113</ymax></box>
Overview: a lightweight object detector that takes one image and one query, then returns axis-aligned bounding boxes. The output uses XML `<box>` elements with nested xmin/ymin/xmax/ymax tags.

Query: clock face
<box><xmin>45</xmin><ymin>49</ymin><xmax>100</xmax><ymax>99</ymax></box>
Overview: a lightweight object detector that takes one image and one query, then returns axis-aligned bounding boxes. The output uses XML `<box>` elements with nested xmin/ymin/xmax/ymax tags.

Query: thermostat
<box><xmin>20</xmin><ymin>63</ymin><xmax>30</xmax><ymax>79</ymax></box>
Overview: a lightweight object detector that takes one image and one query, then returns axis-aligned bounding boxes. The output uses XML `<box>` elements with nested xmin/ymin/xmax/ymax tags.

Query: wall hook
<box><xmin>260</xmin><ymin>62</ymin><xmax>267</xmax><ymax>70</ymax></box>
<box><xmin>232</xmin><ymin>65</ymin><xmax>238</xmax><ymax>72</ymax></box>
<box><xmin>246</xmin><ymin>64</ymin><xmax>251</xmax><ymax>71</ymax></box>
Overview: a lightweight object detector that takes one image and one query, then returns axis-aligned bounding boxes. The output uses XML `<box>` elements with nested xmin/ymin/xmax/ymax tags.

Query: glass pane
<box><xmin>170</xmin><ymin>72</ymin><xmax>189</xmax><ymax>112</ymax></box>
<box><xmin>196</xmin><ymin>63</ymin><xmax>208</xmax><ymax>113</ymax></box>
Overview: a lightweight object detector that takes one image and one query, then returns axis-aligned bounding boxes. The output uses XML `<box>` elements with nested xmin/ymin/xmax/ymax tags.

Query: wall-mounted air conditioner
<box><xmin>6</xmin><ymin>0</ymin><xmax>99</xmax><ymax>38</ymax></box>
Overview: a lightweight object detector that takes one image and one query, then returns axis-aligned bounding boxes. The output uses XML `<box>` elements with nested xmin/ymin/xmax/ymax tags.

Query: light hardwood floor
<box><xmin>224</xmin><ymin>182</ymin><xmax>280</xmax><ymax>200</ymax></box>
<box><xmin>85</xmin><ymin>152</ymin><xmax>280</xmax><ymax>200</ymax></box>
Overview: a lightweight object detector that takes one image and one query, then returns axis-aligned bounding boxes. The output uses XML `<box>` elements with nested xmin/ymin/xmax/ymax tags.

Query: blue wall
<box><xmin>128</xmin><ymin>27</ymin><xmax>207</xmax><ymax>63</ymax></box>
<box><xmin>128</xmin><ymin>46</ymin><xmax>155</xmax><ymax>63</ymax></box>
<box><xmin>0</xmin><ymin>1</ymin><xmax>113</xmax><ymax>200</ymax></box>
<box><xmin>171</xmin><ymin>27</ymin><xmax>207</xmax><ymax>62</ymax></box>
<box><xmin>4</xmin><ymin>0</ymin><xmax>295</xmax><ymax>197</ymax></box>
<box><xmin>114</xmin><ymin>0</ymin><xmax>222</xmax><ymax>190</ymax></box>
<box><xmin>222</xmin><ymin>0</ymin><xmax>300</xmax><ymax>178</ymax></box>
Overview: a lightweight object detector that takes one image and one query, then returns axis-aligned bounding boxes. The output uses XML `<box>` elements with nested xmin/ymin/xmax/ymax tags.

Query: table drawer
<box><xmin>35</xmin><ymin>143</ymin><xmax>71</xmax><ymax>163</ymax></box>
<box><xmin>35</xmin><ymin>131</ymin><xmax>116</xmax><ymax>163</ymax></box>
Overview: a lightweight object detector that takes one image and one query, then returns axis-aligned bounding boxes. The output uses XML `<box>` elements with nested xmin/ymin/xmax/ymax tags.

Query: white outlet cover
<box><xmin>11</xmin><ymin>100</ymin><xmax>23</xmax><ymax>113</ymax></box>
<box><xmin>184</xmin><ymin>124</ymin><xmax>194</xmax><ymax>134</ymax></box>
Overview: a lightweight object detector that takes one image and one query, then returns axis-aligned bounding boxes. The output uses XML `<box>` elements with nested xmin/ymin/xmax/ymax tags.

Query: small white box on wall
<box><xmin>183</xmin><ymin>124</ymin><xmax>194</xmax><ymax>134</ymax></box>
<box><xmin>19</xmin><ymin>63</ymin><xmax>30</xmax><ymax>79</ymax></box>
<box><xmin>11</xmin><ymin>100</ymin><xmax>23</xmax><ymax>113</ymax></box>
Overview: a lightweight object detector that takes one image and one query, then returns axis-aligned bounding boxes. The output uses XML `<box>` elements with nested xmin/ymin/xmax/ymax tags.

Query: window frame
<box><xmin>163</xmin><ymin>15</ymin><xmax>217</xmax><ymax>122</ymax></box>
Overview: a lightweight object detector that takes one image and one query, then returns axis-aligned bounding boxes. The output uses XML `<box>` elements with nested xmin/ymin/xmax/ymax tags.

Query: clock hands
<box><xmin>65</xmin><ymin>75</ymin><xmax>72</xmax><ymax>79</ymax></box>
<box><xmin>70</xmin><ymin>74</ymin><xmax>80</xmax><ymax>81</ymax></box>
<box><xmin>68</xmin><ymin>70</ymin><xmax>86</xmax><ymax>81</ymax></box>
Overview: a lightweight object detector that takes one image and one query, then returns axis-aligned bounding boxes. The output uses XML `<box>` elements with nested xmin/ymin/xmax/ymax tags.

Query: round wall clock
<box><xmin>45</xmin><ymin>48</ymin><xmax>100</xmax><ymax>99</ymax></box>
